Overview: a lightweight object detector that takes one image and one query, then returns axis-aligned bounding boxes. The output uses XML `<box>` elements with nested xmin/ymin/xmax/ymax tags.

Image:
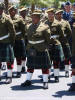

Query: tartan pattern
<box><xmin>14</xmin><ymin>40</ymin><xmax>26</xmax><ymax>58</ymax></box>
<box><xmin>62</xmin><ymin>44</ymin><xmax>72</xmax><ymax>60</ymax></box>
<box><xmin>26</xmin><ymin>50</ymin><xmax>51</xmax><ymax>69</ymax></box>
<box><xmin>49</xmin><ymin>44</ymin><xmax>65</xmax><ymax>62</ymax></box>
<box><xmin>0</xmin><ymin>43</ymin><xmax>14</xmax><ymax>62</ymax></box>
<box><xmin>71</xmin><ymin>56</ymin><xmax>75</xmax><ymax>68</ymax></box>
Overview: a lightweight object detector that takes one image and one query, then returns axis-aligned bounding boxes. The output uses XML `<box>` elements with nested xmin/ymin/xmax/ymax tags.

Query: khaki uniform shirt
<box><xmin>0</xmin><ymin>13</ymin><xmax>15</xmax><ymax>44</ymax></box>
<box><xmin>27</xmin><ymin>22</ymin><xmax>51</xmax><ymax>52</ymax></box>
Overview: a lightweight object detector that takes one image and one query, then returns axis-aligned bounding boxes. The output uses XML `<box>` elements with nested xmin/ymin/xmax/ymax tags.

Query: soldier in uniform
<box><xmin>45</xmin><ymin>8</ymin><xmax>65</xmax><ymax>82</ymax></box>
<box><xmin>63</xmin><ymin>1</ymin><xmax>72</xmax><ymax>22</ymax></box>
<box><xmin>21</xmin><ymin>10</ymin><xmax>51</xmax><ymax>89</ymax></box>
<box><xmin>63</xmin><ymin>1</ymin><xmax>72</xmax><ymax>51</ymax></box>
<box><xmin>69</xmin><ymin>23</ymin><xmax>75</xmax><ymax>91</ymax></box>
<box><xmin>9</xmin><ymin>6</ymin><xmax>26</xmax><ymax>78</ymax></box>
<box><xmin>55</xmin><ymin>9</ymin><xmax>72</xmax><ymax>77</ymax></box>
<box><xmin>19</xmin><ymin>7</ymin><xmax>27</xmax><ymax>73</ymax></box>
<box><xmin>0</xmin><ymin>2</ymin><xmax>15</xmax><ymax>83</ymax></box>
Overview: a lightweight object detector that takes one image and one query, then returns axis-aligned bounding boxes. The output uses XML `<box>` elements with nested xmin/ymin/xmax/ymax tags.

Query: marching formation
<box><xmin>0</xmin><ymin>1</ymin><xmax>75</xmax><ymax>91</ymax></box>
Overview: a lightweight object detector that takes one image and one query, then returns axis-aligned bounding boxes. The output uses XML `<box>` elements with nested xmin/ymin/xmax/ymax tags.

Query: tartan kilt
<box><xmin>26</xmin><ymin>48</ymin><xmax>51</xmax><ymax>69</ymax></box>
<box><xmin>71</xmin><ymin>56</ymin><xmax>75</xmax><ymax>68</ymax></box>
<box><xmin>62</xmin><ymin>44</ymin><xmax>72</xmax><ymax>60</ymax></box>
<box><xmin>13</xmin><ymin>40</ymin><xmax>26</xmax><ymax>59</ymax></box>
<box><xmin>0</xmin><ymin>43</ymin><xmax>14</xmax><ymax>62</ymax></box>
<box><xmin>49</xmin><ymin>44</ymin><xmax>65</xmax><ymax>62</ymax></box>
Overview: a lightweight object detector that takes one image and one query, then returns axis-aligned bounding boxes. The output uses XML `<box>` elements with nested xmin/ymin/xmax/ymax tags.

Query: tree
<box><xmin>20</xmin><ymin>0</ymin><xmax>54</xmax><ymax>10</ymax></box>
<box><xmin>20</xmin><ymin>0</ymin><xmax>75</xmax><ymax>9</ymax></box>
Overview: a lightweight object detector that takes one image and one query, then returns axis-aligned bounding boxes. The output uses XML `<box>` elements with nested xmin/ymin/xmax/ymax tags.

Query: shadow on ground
<box><xmin>11</xmin><ymin>85</ymin><xmax>43</xmax><ymax>91</ymax></box>
<box><xmin>52</xmin><ymin>90</ymin><xmax>75</xmax><ymax>98</ymax></box>
<box><xmin>52</xmin><ymin>83</ymin><xmax>75</xmax><ymax>98</ymax></box>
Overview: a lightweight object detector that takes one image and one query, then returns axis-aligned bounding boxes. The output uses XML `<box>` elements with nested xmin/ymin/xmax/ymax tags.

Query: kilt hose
<box><xmin>13</xmin><ymin>39</ymin><xmax>26</xmax><ymax>59</ymax></box>
<box><xmin>26</xmin><ymin>48</ymin><xmax>51</xmax><ymax>69</ymax></box>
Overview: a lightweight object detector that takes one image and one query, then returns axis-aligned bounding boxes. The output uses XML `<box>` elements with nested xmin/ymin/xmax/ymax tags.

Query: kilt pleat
<box><xmin>26</xmin><ymin>49</ymin><xmax>51</xmax><ymax>69</ymax></box>
<box><xmin>14</xmin><ymin>40</ymin><xmax>26</xmax><ymax>58</ymax></box>
<box><xmin>49</xmin><ymin>44</ymin><xmax>65</xmax><ymax>62</ymax></box>
<box><xmin>0</xmin><ymin>43</ymin><xmax>14</xmax><ymax>62</ymax></box>
<box><xmin>71</xmin><ymin>56</ymin><xmax>75</xmax><ymax>68</ymax></box>
<box><xmin>62</xmin><ymin>44</ymin><xmax>72</xmax><ymax>60</ymax></box>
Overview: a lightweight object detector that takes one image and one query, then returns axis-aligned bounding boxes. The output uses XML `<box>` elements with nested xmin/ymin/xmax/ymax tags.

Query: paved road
<box><xmin>0</xmin><ymin>60</ymin><xmax>75</xmax><ymax>100</ymax></box>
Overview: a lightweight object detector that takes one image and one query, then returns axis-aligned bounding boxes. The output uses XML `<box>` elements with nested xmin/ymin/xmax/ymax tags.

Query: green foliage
<box><xmin>20</xmin><ymin>0</ymin><xmax>75</xmax><ymax>7</ymax></box>
<box><xmin>20</xmin><ymin>0</ymin><xmax>54</xmax><ymax>7</ymax></box>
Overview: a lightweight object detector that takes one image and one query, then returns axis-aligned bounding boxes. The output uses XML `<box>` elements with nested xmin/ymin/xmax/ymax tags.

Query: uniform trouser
<box><xmin>0</xmin><ymin>61</ymin><xmax>14</xmax><ymax>78</ymax></box>
<box><xmin>26</xmin><ymin>68</ymin><xmax>49</xmax><ymax>82</ymax></box>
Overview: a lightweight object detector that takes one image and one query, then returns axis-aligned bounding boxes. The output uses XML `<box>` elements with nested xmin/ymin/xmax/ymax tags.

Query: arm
<box><xmin>6</xmin><ymin>18</ymin><xmax>16</xmax><ymax>45</ymax></box>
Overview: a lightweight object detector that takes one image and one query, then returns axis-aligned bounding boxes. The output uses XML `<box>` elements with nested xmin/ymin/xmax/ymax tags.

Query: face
<box><xmin>20</xmin><ymin>10</ymin><xmax>26</xmax><ymax>19</ymax></box>
<box><xmin>9</xmin><ymin>8</ymin><xmax>16</xmax><ymax>17</ymax></box>
<box><xmin>0</xmin><ymin>9</ymin><xmax>3</xmax><ymax>16</ymax></box>
<box><xmin>31</xmin><ymin>15</ymin><xmax>40</xmax><ymax>24</ymax></box>
<box><xmin>48</xmin><ymin>11</ymin><xmax>55</xmax><ymax>22</ymax></box>
<box><xmin>65</xmin><ymin>5</ymin><xmax>71</xmax><ymax>12</ymax></box>
<box><xmin>55</xmin><ymin>12</ymin><xmax>62</xmax><ymax>20</ymax></box>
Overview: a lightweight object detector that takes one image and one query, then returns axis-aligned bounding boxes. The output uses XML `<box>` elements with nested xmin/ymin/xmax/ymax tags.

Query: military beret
<box><xmin>19</xmin><ymin>7</ymin><xmax>27</xmax><ymax>12</ymax></box>
<box><xmin>46</xmin><ymin>8</ymin><xmax>55</xmax><ymax>13</ymax></box>
<box><xmin>65</xmin><ymin>1</ymin><xmax>71</xmax><ymax>6</ymax></box>
<box><xmin>8</xmin><ymin>5</ymin><xmax>17</xmax><ymax>11</ymax></box>
<box><xmin>0</xmin><ymin>2</ymin><xmax>4</xmax><ymax>9</ymax></box>
<box><xmin>55</xmin><ymin>9</ymin><xmax>63</xmax><ymax>14</ymax></box>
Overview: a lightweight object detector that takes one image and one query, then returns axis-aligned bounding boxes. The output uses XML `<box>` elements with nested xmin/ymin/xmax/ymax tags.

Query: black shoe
<box><xmin>55</xmin><ymin>76</ymin><xmax>59</xmax><ymax>83</ymax></box>
<box><xmin>43</xmin><ymin>82</ymin><xmax>48</xmax><ymax>89</ymax></box>
<box><xmin>6</xmin><ymin>77</ymin><xmax>12</xmax><ymax>84</ymax></box>
<box><xmin>21</xmin><ymin>80</ymin><xmax>31</xmax><ymax>87</ymax></box>
<box><xmin>21</xmin><ymin>67</ymin><xmax>25</xmax><ymax>73</ymax></box>
<box><xmin>65</xmin><ymin>71</ymin><xmax>69</xmax><ymax>78</ymax></box>
<box><xmin>69</xmin><ymin>83</ymin><xmax>75</xmax><ymax>91</ymax></box>
<box><xmin>16</xmin><ymin>72</ymin><xmax>21</xmax><ymax>78</ymax></box>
